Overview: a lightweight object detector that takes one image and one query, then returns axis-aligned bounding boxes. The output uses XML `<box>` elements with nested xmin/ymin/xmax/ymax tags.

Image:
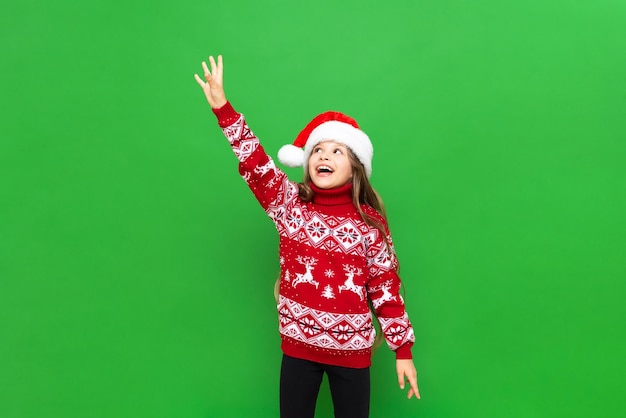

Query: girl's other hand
<box><xmin>396</xmin><ymin>359</ymin><xmax>420</xmax><ymax>399</ymax></box>
<box><xmin>194</xmin><ymin>55</ymin><xmax>227</xmax><ymax>109</ymax></box>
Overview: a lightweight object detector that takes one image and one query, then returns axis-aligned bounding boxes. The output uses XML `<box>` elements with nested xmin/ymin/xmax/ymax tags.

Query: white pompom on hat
<box><xmin>277</xmin><ymin>111</ymin><xmax>373</xmax><ymax>178</ymax></box>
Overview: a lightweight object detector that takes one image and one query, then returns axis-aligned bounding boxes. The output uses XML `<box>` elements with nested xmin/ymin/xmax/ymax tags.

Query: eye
<box><xmin>334</xmin><ymin>148</ymin><xmax>343</xmax><ymax>154</ymax></box>
<box><xmin>314</xmin><ymin>147</ymin><xmax>322</xmax><ymax>153</ymax></box>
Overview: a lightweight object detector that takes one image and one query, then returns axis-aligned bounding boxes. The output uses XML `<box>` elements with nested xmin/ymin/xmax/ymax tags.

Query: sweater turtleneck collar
<box><xmin>310</xmin><ymin>182</ymin><xmax>354</xmax><ymax>206</ymax></box>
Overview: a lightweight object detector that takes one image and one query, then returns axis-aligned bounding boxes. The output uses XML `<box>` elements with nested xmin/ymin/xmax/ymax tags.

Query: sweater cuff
<box><xmin>212</xmin><ymin>101</ymin><xmax>240</xmax><ymax>127</ymax></box>
<box><xmin>394</xmin><ymin>342</ymin><xmax>414</xmax><ymax>360</ymax></box>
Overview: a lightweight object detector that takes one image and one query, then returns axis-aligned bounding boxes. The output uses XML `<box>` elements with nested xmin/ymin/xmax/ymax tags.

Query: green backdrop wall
<box><xmin>1</xmin><ymin>0</ymin><xmax>625</xmax><ymax>417</ymax></box>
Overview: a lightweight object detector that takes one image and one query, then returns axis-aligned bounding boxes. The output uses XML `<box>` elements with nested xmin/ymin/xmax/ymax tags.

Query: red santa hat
<box><xmin>277</xmin><ymin>111</ymin><xmax>373</xmax><ymax>178</ymax></box>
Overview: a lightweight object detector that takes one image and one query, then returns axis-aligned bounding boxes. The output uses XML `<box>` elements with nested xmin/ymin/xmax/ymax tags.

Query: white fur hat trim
<box><xmin>277</xmin><ymin>144</ymin><xmax>306</xmax><ymax>168</ymax></box>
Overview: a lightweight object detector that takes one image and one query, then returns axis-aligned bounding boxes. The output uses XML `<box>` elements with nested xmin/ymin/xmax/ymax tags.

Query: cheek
<box><xmin>340</xmin><ymin>159</ymin><xmax>353</xmax><ymax>174</ymax></box>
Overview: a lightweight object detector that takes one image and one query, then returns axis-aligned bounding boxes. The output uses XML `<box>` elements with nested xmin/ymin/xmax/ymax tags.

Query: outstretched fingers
<box><xmin>203</xmin><ymin>61</ymin><xmax>215</xmax><ymax>85</ymax></box>
<box><xmin>193</xmin><ymin>62</ymin><xmax>210</xmax><ymax>87</ymax></box>
<box><xmin>216</xmin><ymin>54</ymin><xmax>223</xmax><ymax>79</ymax></box>
<box><xmin>209</xmin><ymin>55</ymin><xmax>217</xmax><ymax>75</ymax></box>
<box><xmin>207</xmin><ymin>55</ymin><xmax>223</xmax><ymax>83</ymax></box>
<box><xmin>194</xmin><ymin>54</ymin><xmax>227</xmax><ymax>109</ymax></box>
<box><xmin>194</xmin><ymin>61</ymin><xmax>217</xmax><ymax>89</ymax></box>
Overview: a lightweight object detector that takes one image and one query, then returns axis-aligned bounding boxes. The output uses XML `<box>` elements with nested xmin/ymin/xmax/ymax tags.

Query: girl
<box><xmin>195</xmin><ymin>55</ymin><xmax>420</xmax><ymax>418</ymax></box>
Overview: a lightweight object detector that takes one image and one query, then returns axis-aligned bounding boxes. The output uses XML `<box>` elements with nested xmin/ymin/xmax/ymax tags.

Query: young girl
<box><xmin>195</xmin><ymin>55</ymin><xmax>420</xmax><ymax>418</ymax></box>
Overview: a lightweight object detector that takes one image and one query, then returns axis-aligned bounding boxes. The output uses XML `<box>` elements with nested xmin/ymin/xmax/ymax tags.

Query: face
<box><xmin>307</xmin><ymin>141</ymin><xmax>353</xmax><ymax>189</ymax></box>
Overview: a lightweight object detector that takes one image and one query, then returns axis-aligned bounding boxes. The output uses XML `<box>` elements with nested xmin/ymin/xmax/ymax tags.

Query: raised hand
<box><xmin>396</xmin><ymin>359</ymin><xmax>421</xmax><ymax>399</ymax></box>
<box><xmin>194</xmin><ymin>55</ymin><xmax>227</xmax><ymax>109</ymax></box>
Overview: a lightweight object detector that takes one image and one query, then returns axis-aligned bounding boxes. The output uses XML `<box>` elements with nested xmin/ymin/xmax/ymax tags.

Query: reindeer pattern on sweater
<box><xmin>215</xmin><ymin>103</ymin><xmax>414</xmax><ymax>368</ymax></box>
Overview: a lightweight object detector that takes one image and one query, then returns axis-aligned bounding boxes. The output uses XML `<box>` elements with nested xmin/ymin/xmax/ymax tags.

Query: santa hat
<box><xmin>277</xmin><ymin>111</ymin><xmax>373</xmax><ymax>178</ymax></box>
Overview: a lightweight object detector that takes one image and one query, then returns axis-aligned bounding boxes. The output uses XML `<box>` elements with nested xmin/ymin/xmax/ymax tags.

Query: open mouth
<box><xmin>317</xmin><ymin>165</ymin><xmax>334</xmax><ymax>174</ymax></box>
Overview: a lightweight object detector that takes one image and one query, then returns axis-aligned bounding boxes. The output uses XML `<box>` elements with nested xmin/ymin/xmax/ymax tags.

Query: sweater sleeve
<box><xmin>212</xmin><ymin>102</ymin><xmax>298</xmax><ymax>220</ymax></box>
<box><xmin>364</xmin><ymin>208</ymin><xmax>415</xmax><ymax>359</ymax></box>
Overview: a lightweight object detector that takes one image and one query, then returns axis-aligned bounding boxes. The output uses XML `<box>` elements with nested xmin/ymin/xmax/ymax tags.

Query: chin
<box><xmin>313</xmin><ymin>177</ymin><xmax>349</xmax><ymax>190</ymax></box>
<box><xmin>312</xmin><ymin>181</ymin><xmax>332</xmax><ymax>189</ymax></box>
<box><xmin>310</xmin><ymin>178</ymin><xmax>331</xmax><ymax>189</ymax></box>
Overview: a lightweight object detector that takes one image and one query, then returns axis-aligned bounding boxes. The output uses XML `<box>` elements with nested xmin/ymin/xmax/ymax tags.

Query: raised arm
<box><xmin>194</xmin><ymin>55</ymin><xmax>227</xmax><ymax>109</ymax></box>
<box><xmin>193</xmin><ymin>54</ymin><xmax>298</xmax><ymax>219</ymax></box>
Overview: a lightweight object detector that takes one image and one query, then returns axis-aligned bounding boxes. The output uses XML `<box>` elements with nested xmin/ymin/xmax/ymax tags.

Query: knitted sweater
<box><xmin>213</xmin><ymin>102</ymin><xmax>415</xmax><ymax>368</ymax></box>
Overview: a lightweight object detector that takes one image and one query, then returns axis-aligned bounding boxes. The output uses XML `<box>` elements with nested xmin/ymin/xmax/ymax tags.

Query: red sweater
<box><xmin>213</xmin><ymin>102</ymin><xmax>415</xmax><ymax>368</ymax></box>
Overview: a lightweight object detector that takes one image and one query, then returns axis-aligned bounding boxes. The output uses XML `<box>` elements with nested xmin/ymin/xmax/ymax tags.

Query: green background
<box><xmin>1</xmin><ymin>0</ymin><xmax>625</xmax><ymax>417</ymax></box>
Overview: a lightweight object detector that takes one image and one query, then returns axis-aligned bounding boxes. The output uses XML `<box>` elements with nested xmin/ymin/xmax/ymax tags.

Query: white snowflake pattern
<box><xmin>301</xmin><ymin>317</ymin><xmax>319</xmax><ymax>336</ymax></box>
<box><xmin>387</xmin><ymin>325</ymin><xmax>406</xmax><ymax>343</ymax></box>
<box><xmin>280</xmin><ymin>256</ymin><xmax>285</xmax><ymax>265</ymax></box>
<box><xmin>332</xmin><ymin>324</ymin><xmax>353</xmax><ymax>341</ymax></box>
<box><xmin>324</xmin><ymin>269</ymin><xmax>335</xmax><ymax>278</ymax></box>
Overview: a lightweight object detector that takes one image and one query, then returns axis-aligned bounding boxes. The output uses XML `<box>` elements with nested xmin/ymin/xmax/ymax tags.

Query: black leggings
<box><xmin>280</xmin><ymin>354</ymin><xmax>370</xmax><ymax>418</ymax></box>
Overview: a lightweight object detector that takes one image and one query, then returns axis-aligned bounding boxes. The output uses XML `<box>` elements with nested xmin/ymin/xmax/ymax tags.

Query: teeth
<box><xmin>318</xmin><ymin>165</ymin><xmax>333</xmax><ymax>172</ymax></box>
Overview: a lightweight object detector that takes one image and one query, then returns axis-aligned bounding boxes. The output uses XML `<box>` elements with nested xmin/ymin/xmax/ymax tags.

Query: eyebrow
<box><xmin>315</xmin><ymin>142</ymin><xmax>347</xmax><ymax>152</ymax></box>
